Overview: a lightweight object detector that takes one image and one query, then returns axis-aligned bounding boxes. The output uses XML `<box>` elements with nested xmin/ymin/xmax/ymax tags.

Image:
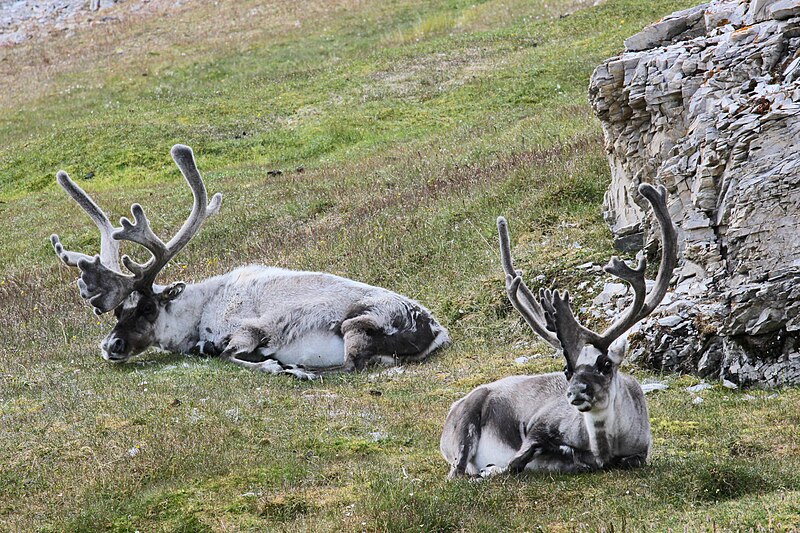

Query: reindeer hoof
<box><xmin>479</xmin><ymin>465</ymin><xmax>507</xmax><ymax>478</ymax></box>
<box><xmin>283</xmin><ymin>365</ymin><xmax>318</xmax><ymax>381</ymax></box>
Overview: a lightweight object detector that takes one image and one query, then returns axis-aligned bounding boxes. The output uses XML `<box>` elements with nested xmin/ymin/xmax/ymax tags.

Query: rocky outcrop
<box><xmin>589</xmin><ymin>0</ymin><xmax>800</xmax><ymax>386</ymax></box>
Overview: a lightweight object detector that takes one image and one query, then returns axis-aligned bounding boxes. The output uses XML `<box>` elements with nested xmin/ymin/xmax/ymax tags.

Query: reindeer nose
<box><xmin>570</xmin><ymin>383</ymin><xmax>588</xmax><ymax>394</ymax></box>
<box><xmin>104</xmin><ymin>337</ymin><xmax>126</xmax><ymax>355</ymax></box>
<box><xmin>568</xmin><ymin>382</ymin><xmax>591</xmax><ymax>403</ymax></box>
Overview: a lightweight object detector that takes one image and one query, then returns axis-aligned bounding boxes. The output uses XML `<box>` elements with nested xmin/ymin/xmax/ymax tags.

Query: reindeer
<box><xmin>440</xmin><ymin>183</ymin><xmax>677</xmax><ymax>477</ymax></box>
<box><xmin>51</xmin><ymin>145</ymin><xmax>450</xmax><ymax>379</ymax></box>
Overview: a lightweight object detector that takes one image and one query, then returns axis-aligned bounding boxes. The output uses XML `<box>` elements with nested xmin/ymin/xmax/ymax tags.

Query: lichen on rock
<box><xmin>589</xmin><ymin>0</ymin><xmax>800</xmax><ymax>386</ymax></box>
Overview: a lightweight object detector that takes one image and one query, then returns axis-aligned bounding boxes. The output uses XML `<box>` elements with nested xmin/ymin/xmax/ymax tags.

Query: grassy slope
<box><xmin>2</xmin><ymin>0</ymin><xmax>799</xmax><ymax>530</ymax></box>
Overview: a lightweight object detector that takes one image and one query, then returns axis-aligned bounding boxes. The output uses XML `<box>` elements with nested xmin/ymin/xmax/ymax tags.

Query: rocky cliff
<box><xmin>589</xmin><ymin>0</ymin><xmax>800</xmax><ymax>386</ymax></box>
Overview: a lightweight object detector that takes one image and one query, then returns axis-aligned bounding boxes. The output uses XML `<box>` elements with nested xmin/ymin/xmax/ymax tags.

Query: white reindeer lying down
<box><xmin>440</xmin><ymin>183</ymin><xmax>677</xmax><ymax>477</ymax></box>
<box><xmin>51</xmin><ymin>145</ymin><xmax>450</xmax><ymax>379</ymax></box>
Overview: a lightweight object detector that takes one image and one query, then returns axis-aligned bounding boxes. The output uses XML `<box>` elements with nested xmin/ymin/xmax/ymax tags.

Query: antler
<box><xmin>594</xmin><ymin>183</ymin><xmax>677</xmax><ymax>350</ymax></box>
<box><xmin>497</xmin><ymin>216</ymin><xmax>561</xmax><ymax>350</ymax></box>
<box><xmin>51</xmin><ymin>144</ymin><xmax>222</xmax><ymax>315</ymax></box>
<box><xmin>51</xmin><ymin>171</ymin><xmax>122</xmax><ymax>270</ymax></box>
<box><xmin>497</xmin><ymin>182</ymin><xmax>677</xmax><ymax>361</ymax></box>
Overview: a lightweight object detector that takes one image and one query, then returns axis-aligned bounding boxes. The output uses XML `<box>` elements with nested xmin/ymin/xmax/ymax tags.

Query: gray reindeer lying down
<box><xmin>440</xmin><ymin>184</ymin><xmax>677</xmax><ymax>477</ymax></box>
<box><xmin>51</xmin><ymin>145</ymin><xmax>450</xmax><ymax>379</ymax></box>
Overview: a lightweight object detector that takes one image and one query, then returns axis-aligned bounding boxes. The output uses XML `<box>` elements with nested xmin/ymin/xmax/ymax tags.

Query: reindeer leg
<box><xmin>611</xmin><ymin>453</ymin><xmax>647</xmax><ymax>469</ymax></box>
<box><xmin>495</xmin><ymin>423</ymin><xmax>576</xmax><ymax>475</ymax></box>
<box><xmin>223</xmin><ymin>356</ymin><xmax>317</xmax><ymax>380</ymax></box>
<box><xmin>192</xmin><ymin>339</ymin><xmax>224</xmax><ymax>357</ymax></box>
<box><xmin>221</xmin><ymin>325</ymin><xmax>264</xmax><ymax>357</ymax></box>
<box><xmin>450</xmin><ymin>418</ymin><xmax>482</xmax><ymax>479</ymax></box>
<box><xmin>506</xmin><ymin>441</ymin><xmax>543</xmax><ymax>474</ymax></box>
<box><xmin>341</xmin><ymin>317</ymin><xmax>380</xmax><ymax>372</ymax></box>
<box><xmin>217</xmin><ymin>325</ymin><xmax>315</xmax><ymax>380</ymax></box>
<box><xmin>480</xmin><ymin>437</ymin><xmax>542</xmax><ymax>477</ymax></box>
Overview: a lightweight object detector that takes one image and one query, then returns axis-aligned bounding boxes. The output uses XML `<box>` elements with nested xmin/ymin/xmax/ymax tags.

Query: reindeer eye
<box><xmin>564</xmin><ymin>366</ymin><xmax>573</xmax><ymax>380</ymax></box>
<box><xmin>139</xmin><ymin>299</ymin><xmax>158</xmax><ymax>318</ymax></box>
<box><xmin>600</xmin><ymin>359</ymin><xmax>613</xmax><ymax>374</ymax></box>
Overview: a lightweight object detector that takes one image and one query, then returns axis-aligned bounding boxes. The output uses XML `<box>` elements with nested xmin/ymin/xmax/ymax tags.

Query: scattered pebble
<box><xmin>686</xmin><ymin>382</ymin><xmax>713</xmax><ymax>393</ymax></box>
<box><xmin>640</xmin><ymin>381</ymin><xmax>669</xmax><ymax>394</ymax></box>
<box><xmin>657</xmin><ymin>315</ymin><xmax>683</xmax><ymax>328</ymax></box>
<box><xmin>368</xmin><ymin>431</ymin><xmax>387</xmax><ymax>442</ymax></box>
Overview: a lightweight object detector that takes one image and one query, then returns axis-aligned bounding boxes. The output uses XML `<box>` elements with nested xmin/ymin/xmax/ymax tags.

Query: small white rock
<box><xmin>658</xmin><ymin>315</ymin><xmax>684</xmax><ymax>328</ymax></box>
<box><xmin>641</xmin><ymin>381</ymin><xmax>669</xmax><ymax>394</ymax></box>
<box><xmin>686</xmin><ymin>382</ymin><xmax>713</xmax><ymax>393</ymax></box>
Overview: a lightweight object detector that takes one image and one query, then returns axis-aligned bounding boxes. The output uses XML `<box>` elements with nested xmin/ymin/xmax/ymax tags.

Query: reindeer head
<box><xmin>51</xmin><ymin>145</ymin><xmax>222</xmax><ymax>362</ymax></box>
<box><xmin>498</xmin><ymin>184</ymin><xmax>677</xmax><ymax>412</ymax></box>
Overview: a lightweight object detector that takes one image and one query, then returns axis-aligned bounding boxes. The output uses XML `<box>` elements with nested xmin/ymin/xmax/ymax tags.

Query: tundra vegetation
<box><xmin>1</xmin><ymin>0</ymin><xmax>799</xmax><ymax>530</ymax></box>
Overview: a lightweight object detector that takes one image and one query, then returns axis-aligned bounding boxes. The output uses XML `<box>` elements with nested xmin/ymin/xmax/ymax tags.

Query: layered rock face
<box><xmin>589</xmin><ymin>0</ymin><xmax>800</xmax><ymax>386</ymax></box>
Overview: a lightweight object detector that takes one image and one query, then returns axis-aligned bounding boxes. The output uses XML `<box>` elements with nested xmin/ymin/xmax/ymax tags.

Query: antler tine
<box><xmin>52</xmin><ymin>171</ymin><xmax>121</xmax><ymax>271</ymax></box>
<box><xmin>548</xmin><ymin>289</ymin><xmax>598</xmax><ymax>368</ymax></box>
<box><xmin>166</xmin><ymin>144</ymin><xmax>223</xmax><ymax>251</ymax></box>
<box><xmin>594</xmin><ymin>255</ymin><xmax>647</xmax><ymax>349</ymax></box>
<box><xmin>595</xmin><ymin>183</ymin><xmax>678</xmax><ymax>350</ymax></box>
<box><xmin>115</xmin><ymin>203</ymin><xmax>170</xmax><ymax>283</ymax></box>
<box><xmin>76</xmin><ymin>255</ymin><xmax>136</xmax><ymax>315</ymax></box>
<box><xmin>497</xmin><ymin>217</ymin><xmax>560</xmax><ymax>349</ymax></box>
<box><xmin>638</xmin><ymin>183</ymin><xmax>677</xmax><ymax>315</ymax></box>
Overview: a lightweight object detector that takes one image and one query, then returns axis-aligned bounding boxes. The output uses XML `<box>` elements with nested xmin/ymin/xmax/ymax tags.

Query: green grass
<box><xmin>3</xmin><ymin>0</ymin><xmax>800</xmax><ymax>530</ymax></box>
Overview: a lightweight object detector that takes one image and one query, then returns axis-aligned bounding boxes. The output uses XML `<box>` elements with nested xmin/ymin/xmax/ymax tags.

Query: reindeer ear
<box><xmin>160</xmin><ymin>282</ymin><xmax>186</xmax><ymax>302</ymax></box>
<box><xmin>606</xmin><ymin>336</ymin><xmax>628</xmax><ymax>365</ymax></box>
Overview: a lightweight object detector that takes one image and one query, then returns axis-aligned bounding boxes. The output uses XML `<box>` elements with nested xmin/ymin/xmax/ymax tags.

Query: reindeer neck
<box><xmin>152</xmin><ymin>281</ymin><xmax>211</xmax><ymax>353</ymax></box>
<box><xmin>581</xmin><ymin>375</ymin><xmax>621</xmax><ymax>466</ymax></box>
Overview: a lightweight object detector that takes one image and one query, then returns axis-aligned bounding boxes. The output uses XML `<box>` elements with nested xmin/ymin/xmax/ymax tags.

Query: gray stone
<box><xmin>658</xmin><ymin>315</ymin><xmax>685</xmax><ymax>327</ymax></box>
<box><xmin>640</xmin><ymin>381</ymin><xmax>670</xmax><ymax>393</ymax></box>
<box><xmin>722</xmin><ymin>379</ymin><xmax>738</xmax><ymax>389</ymax></box>
<box><xmin>624</xmin><ymin>4</ymin><xmax>708</xmax><ymax>52</ymax></box>
<box><xmin>769</xmin><ymin>0</ymin><xmax>800</xmax><ymax>20</ymax></box>
<box><xmin>613</xmin><ymin>230</ymin><xmax>644</xmax><ymax>252</ymax></box>
<box><xmin>686</xmin><ymin>382</ymin><xmax>713</xmax><ymax>392</ymax></box>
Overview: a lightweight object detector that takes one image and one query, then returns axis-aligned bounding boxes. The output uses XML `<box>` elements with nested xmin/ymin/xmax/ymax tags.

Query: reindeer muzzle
<box><xmin>567</xmin><ymin>382</ymin><xmax>593</xmax><ymax>411</ymax></box>
<box><xmin>101</xmin><ymin>336</ymin><xmax>129</xmax><ymax>362</ymax></box>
